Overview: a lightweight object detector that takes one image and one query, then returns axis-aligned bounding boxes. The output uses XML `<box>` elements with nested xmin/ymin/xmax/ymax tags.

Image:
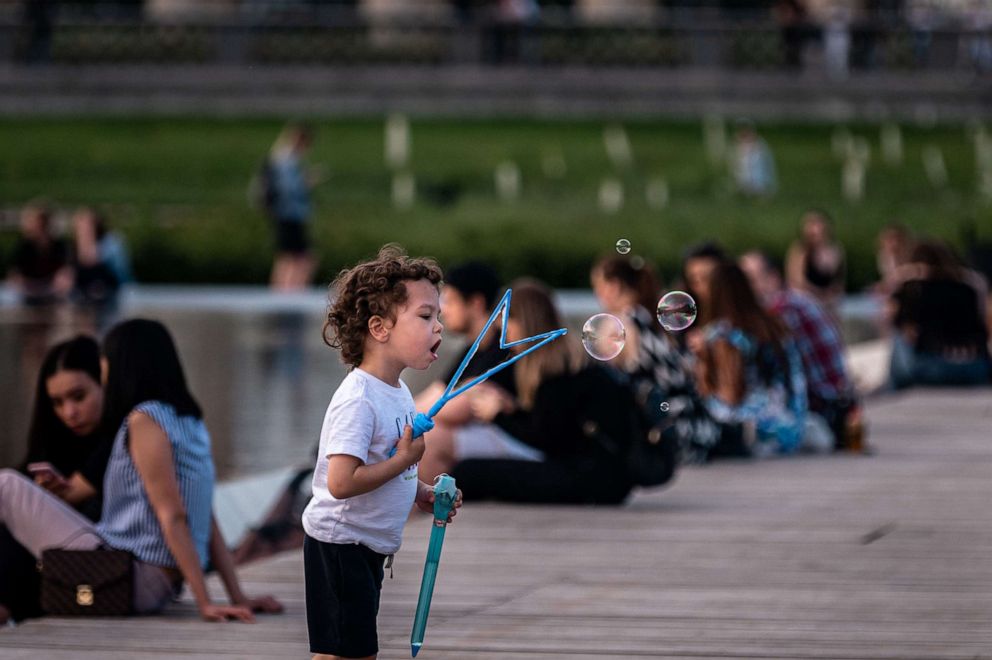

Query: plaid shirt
<box><xmin>769</xmin><ymin>289</ymin><xmax>851</xmax><ymax>402</ymax></box>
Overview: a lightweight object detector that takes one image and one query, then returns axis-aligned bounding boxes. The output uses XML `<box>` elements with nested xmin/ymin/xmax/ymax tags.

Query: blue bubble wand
<box><xmin>400</xmin><ymin>288</ymin><xmax>567</xmax><ymax>657</ymax></box>
<box><xmin>394</xmin><ymin>287</ymin><xmax>569</xmax><ymax>443</ymax></box>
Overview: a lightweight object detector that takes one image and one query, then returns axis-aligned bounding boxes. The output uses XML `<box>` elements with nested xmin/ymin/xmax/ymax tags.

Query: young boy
<box><xmin>303</xmin><ymin>244</ymin><xmax>462</xmax><ymax>660</ymax></box>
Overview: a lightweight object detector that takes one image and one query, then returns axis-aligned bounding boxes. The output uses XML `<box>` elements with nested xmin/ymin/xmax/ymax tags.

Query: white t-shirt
<box><xmin>302</xmin><ymin>368</ymin><xmax>419</xmax><ymax>555</ymax></box>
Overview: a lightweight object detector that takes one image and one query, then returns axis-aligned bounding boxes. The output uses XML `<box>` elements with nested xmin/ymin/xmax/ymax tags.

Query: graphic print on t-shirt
<box><xmin>394</xmin><ymin>411</ymin><xmax>420</xmax><ymax>480</ymax></box>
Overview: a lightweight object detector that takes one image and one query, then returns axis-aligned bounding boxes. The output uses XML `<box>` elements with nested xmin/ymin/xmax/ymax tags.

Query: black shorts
<box><xmin>304</xmin><ymin>535</ymin><xmax>387</xmax><ymax>658</ymax></box>
<box><xmin>273</xmin><ymin>220</ymin><xmax>310</xmax><ymax>255</ymax></box>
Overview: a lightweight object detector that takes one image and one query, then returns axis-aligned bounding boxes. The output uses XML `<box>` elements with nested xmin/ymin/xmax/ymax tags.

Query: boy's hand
<box><xmin>394</xmin><ymin>424</ymin><xmax>425</xmax><ymax>467</ymax></box>
<box><xmin>415</xmin><ymin>483</ymin><xmax>463</xmax><ymax>523</ymax></box>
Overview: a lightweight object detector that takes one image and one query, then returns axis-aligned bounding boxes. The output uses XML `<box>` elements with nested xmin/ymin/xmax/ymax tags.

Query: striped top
<box><xmin>96</xmin><ymin>401</ymin><xmax>215</xmax><ymax>568</ymax></box>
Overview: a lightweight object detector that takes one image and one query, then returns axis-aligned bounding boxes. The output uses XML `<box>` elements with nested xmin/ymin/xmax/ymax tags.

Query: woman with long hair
<box><xmin>0</xmin><ymin>320</ymin><xmax>280</xmax><ymax>624</ymax></box>
<box><xmin>591</xmin><ymin>255</ymin><xmax>722</xmax><ymax>462</ymax></box>
<box><xmin>446</xmin><ymin>279</ymin><xmax>643</xmax><ymax>504</ymax></box>
<box><xmin>22</xmin><ymin>336</ymin><xmax>109</xmax><ymax>513</ymax></box>
<box><xmin>0</xmin><ymin>336</ymin><xmax>109</xmax><ymax>623</ymax></box>
<box><xmin>888</xmin><ymin>240</ymin><xmax>991</xmax><ymax>388</ymax></box>
<box><xmin>785</xmin><ymin>209</ymin><xmax>846</xmax><ymax>311</ymax></box>
<box><xmin>695</xmin><ymin>262</ymin><xmax>807</xmax><ymax>455</ymax></box>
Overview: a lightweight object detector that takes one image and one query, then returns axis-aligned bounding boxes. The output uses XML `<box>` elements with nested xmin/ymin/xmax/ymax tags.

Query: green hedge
<box><xmin>1</xmin><ymin>117</ymin><xmax>990</xmax><ymax>290</ymax></box>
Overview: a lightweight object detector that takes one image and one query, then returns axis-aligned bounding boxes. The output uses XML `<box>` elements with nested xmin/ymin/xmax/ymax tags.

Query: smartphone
<box><xmin>27</xmin><ymin>462</ymin><xmax>64</xmax><ymax>480</ymax></box>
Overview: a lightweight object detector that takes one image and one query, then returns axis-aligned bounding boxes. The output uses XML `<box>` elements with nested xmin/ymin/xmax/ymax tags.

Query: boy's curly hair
<box><xmin>324</xmin><ymin>244</ymin><xmax>443</xmax><ymax>367</ymax></box>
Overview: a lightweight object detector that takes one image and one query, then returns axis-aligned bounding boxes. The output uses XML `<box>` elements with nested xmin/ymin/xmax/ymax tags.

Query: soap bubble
<box><xmin>581</xmin><ymin>313</ymin><xmax>626</xmax><ymax>361</ymax></box>
<box><xmin>656</xmin><ymin>291</ymin><xmax>697</xmax><ymax>332</ymax></box>
<box><xmin>615</xmin><ymin>238</ymin><xmax>631</xmax><ymax>255</ymax></box>
<box><xmin>660</xmin><ymin>402</ymin><xmax>670</xmax><ymax>412</ymax></box>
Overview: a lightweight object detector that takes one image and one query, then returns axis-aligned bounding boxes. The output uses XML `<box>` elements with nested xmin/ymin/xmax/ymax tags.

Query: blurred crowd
<box><xmin>412</xmin><ymin>209</ymin><xmax>991</xmax><ymax>505</ymax></box>
<box><xmin>3</xmin><ymin>202</ymin><xmax>132</xmax><ymax>307</ymax></box>
<box><xmin>0</xmin><ymin>200</ymin><xmax>989</xmax><ymax>630</ymax></box>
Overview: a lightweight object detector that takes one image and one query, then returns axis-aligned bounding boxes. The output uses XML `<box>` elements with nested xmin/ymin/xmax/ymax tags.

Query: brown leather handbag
<box><xmin>39</xmin><ymin>531</ymin><xmax>134</xmax><ymax>616</ymax></box>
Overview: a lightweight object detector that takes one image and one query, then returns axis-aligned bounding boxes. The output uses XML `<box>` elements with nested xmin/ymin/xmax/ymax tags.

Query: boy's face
<box><xmin>385</xmin><ymin>279</ymin><xmax>444</xmax><ymax>370</ymax></box>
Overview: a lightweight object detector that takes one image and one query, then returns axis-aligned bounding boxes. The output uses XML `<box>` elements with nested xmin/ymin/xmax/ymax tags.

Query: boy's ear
<box><xmin>368</xmin><ymin>315</ymin><xmax>390</xmax><ymax>343</ymax></box>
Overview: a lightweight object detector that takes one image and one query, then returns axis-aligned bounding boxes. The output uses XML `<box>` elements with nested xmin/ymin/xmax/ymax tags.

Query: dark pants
<box><xmin>451</xmin><ymin>456</ymin><xmax>632</xmax><ymax>505</ymax></box>
<box><xmin>0</xmin><ymin>525</ymin><xmax>43</xmax><ymax>621</ymax></box>
<box><xmin>810</xmin><ymin>393</ymin><xmax>857</xmax><ymax>451</ymax></box>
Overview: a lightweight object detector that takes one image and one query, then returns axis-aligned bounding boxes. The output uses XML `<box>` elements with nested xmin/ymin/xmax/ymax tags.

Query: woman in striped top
<box><xmin>0</xmin><ymin>319</ymin><xmax>280</xmax><ymax>622</ymax></box>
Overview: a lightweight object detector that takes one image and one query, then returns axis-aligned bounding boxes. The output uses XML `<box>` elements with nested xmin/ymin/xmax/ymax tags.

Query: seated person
<box><xmin>695</xmin><ymin>262</ymin><xmax>809</xmax><ymax>457</ymax></box>
<box><xmin>416</xmin><ymin>262</ymin><xmax>525</xmax><ymax>480</ymax></box>
<box><xmin>6</xmin><ymin>203</ymin><xmax>72</xmax><ymax>305</ymax></box>
<box><xmin>591</xmin><ymin>254</ymin><xmax>723</xmax><ymax>463</ymax></box>
<box><xmin>447</xmin><ymin>279</ymin><xmax>641</xmax><ymax>505</ymax></box>
<box><xmin>740</xmin><ymin>250</ymin><xmax>859</xmax><ymax>449</ymax></box>
<box><xmin>0</xmin><ymin>336</ymin><xmax>109</xmax><ymax>623</ymax></box>
<box><xmin>786</xmin><ymin>210</ymin><xmax>846</xmax><ymax>313</ymax></box>
<box><xmin>71</xmin><ymin>207</ymin><xmax>133</xmax><ymax>304</ymax></box>
<box><xmin>0</xmin><ymin>320</ymin><xmax>281</xmax><ymax>624</ymax></box>
<box><xmin>888</xmin><ymin>240</ymin><xmax>991</xmax><ymax>389</ymax></box>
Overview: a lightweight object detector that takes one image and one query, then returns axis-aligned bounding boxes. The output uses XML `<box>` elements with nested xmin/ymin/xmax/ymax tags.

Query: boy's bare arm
<box><xmin>327</xmin><ymin>424</ymin><xmax>424</xmax><ymax>499</ymax></box>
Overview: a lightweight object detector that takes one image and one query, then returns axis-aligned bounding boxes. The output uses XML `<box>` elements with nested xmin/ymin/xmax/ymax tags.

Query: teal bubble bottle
<box><xmin>410</xmin><ymin>474</ymin><xmax>457</xmax><ymax>657</ymax></box>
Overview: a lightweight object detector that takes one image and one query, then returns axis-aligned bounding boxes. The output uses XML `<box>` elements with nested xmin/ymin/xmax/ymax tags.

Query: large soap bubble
<box><xmin>581</xmin><ymin>313</ymin><xmax>626</xmax><ymax>361</ymax></box>
<box><xmin>656</xmin><ymin>291</ymin><xmax>697</xmax><ymax>332</ymax></box>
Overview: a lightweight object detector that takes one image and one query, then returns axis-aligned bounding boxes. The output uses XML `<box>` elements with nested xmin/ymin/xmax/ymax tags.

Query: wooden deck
<box><xmin>2</xmin><ymin>388</ymin><xmax>991</xmax><ymax>659</ymax></box>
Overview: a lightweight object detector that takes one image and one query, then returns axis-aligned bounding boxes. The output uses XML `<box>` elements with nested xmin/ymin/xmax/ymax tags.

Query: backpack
<box><xmin>583</xmin><ymin>369</ymin><xmax>679</xmax><ymax>488</ymax></box>
<box><xmin>248</xmin><ymin>159</ymin><xmax>279</xmax><ymax>214</ymax></box>
<box><xmin>626</xmin><ymin>377</ymin><xmax>680</xmax><ymax>487</ymax></box>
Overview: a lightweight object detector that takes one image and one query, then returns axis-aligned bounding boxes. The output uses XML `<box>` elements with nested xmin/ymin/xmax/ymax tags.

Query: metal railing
<box><xmin>1</xmin><ymin>2</ymin><xmax>990</xmax><ymax>72</ymax></box>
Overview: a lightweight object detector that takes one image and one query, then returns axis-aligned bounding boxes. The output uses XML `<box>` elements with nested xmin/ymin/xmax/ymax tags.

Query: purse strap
<box><xmin>54</xmin><ymin>527</ymin><xmax>107</xmax><ymax>550</ymax></box>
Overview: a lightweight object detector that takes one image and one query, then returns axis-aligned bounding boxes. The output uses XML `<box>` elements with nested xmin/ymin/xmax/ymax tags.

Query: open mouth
<box><xmin>430</xmin><ymin>339</ymin><xmax>442</xmax><ymax>358</ymax></box>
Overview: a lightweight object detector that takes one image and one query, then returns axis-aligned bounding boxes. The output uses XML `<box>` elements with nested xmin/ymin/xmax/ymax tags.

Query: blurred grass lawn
<box><xmin>1</xmin><ymin>117</ymin><xmax>990</xmax><ymax>290</ymax></box>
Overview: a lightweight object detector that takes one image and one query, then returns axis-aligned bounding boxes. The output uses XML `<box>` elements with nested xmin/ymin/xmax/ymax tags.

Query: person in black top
<box><xmin>6</xmin><ymin>204</ymin><xmax>73</xmax><ymax>305</ymax></box>
<box><xmin>450</xmin><ymin>279</ymin><xmax>638</xmax><ymax>505</ymax></box>
<box><xmin>0</xmin><ymin>336</ymin><xmax>110</xmax><ymax>623</ymax></box>
<box><xmin>888</xmin><ymin>240</ymin><xmax>991</xmax><ymax>389</ymax></box>
<box><xmin>786</xmin><ymin>210</ymin><xmax>846</xmax><ymax>314</ymax></box>
<box><xmin>592</xmin><ymin>255</ymin><xmax>724</xmax><ymax>462</ymax></box>
<box><xmin>417</xmin><ymin>261</ymin><xmax>518</xmax><ymax>480</ymax></box>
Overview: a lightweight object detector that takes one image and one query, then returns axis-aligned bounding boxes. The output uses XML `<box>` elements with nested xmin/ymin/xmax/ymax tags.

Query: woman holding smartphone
<box><xmin>1</xmin><ymin>336</ymin><xmax>108</xmax><ymax>623</ymax></box>
<box><xmin>0</xmin><ymin>324</ymin><xmax>281</xmax><ymax>624</ymax></box>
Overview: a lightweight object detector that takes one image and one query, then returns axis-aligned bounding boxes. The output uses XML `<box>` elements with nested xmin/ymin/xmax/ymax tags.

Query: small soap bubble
<box><xmin>657</xmin><ymin>291</ymin><xmax>697</xmax><ymax>332</ymax></box>
<box><xmin>615</xmin><ymin>238</ymin><xmax>631</xmax><ymax>255</ymax></box>
<box><xmin>581</xmin><ymin>313</ymin><xmax>626</xmax><ymax>361</ymax></box>
<box><xmin>660</xmin><ymin>401</ymin><xmax>670</xmax><ymax>412</ymax></box>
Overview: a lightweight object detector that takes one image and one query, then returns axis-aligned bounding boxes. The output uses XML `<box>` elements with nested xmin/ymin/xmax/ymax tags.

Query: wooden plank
<box><xmin>1</xmin><ymin>389</ymin><xmax>990</xmax><ymax>659</ymax></box>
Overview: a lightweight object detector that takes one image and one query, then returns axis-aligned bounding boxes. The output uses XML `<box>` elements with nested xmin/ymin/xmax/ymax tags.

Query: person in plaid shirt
<box><xmin>740</xmin><ymin>250</ymin><xmax>858</xmax><ymax>450</ymax></box>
